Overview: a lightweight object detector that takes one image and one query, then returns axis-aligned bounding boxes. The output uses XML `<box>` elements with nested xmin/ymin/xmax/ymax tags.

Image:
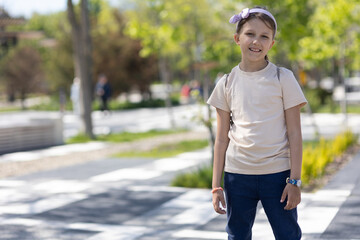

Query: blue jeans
<box><xmin>224</xmin><ymin>170</ymin><xmax>301</xmax><ymax>240</ymax></box>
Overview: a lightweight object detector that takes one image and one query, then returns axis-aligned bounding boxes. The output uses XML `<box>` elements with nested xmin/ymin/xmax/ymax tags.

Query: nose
<box><xmin>252</xmin><ymin>37</ymin><xmax>260</xmax><ymax>45</ymax></box>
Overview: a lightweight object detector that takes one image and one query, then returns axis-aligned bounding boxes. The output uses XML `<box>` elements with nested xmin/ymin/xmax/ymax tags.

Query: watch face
<box><xmin>296</xmin><ymin>180</ymin><xmax>302</xmax><ymax>187</ymax></box>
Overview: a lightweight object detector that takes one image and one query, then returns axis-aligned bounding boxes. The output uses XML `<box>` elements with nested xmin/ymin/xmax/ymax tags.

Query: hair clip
<box><xmin>229</xmin><ymin>8</ymin><xmax>250</xmax><ymax>24</ymax></box>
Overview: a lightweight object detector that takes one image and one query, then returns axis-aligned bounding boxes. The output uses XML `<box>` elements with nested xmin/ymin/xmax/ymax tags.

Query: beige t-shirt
<box><xmin>207</xmin><ymin>62</ymin><xmax>307</xmax><ymax>175</ymax></box>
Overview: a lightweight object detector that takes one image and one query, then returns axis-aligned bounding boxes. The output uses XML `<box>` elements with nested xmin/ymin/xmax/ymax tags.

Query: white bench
<box><xmin>0</xmin><ymin>114</ymin><xmax>63</xmax><ymax>154</ymax></box>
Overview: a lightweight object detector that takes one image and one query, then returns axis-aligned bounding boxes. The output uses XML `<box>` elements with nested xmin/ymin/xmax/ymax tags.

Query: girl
<box><xmin>207</xmin><ymin>7</ymin><xmax>307</xmax><ymax>240</ymax></box>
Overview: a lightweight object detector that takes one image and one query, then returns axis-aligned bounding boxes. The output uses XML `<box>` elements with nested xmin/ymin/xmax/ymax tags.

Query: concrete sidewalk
<box><xmin>0</xmin><ymin>128</ymin><xmax>359</xmax><ymax>239</ymax></box>
<box><xmin>317</xmin><ymin>149</ymin><xmax>360</xmax><ymax>239</ymax></box>
<box><xmin>0</xmin><ymin>130</ymin><xmax>208</xmax><ymax>179</ymax></box>
<box><xmin>170</xmin><ymin>148</ymin><xmax>360</xmax><ymax>240</ymax></box>
<box><xmin>0</xmin><ymin>145</ymin><xmax>358</xmax><ymax>239</ymax></box>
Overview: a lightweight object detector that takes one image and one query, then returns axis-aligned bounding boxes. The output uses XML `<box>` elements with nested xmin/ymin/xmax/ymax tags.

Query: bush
<box><xmin>93</xmin><ymin>97</ymin><xmax>180</xmax><ymax>111</ymax></box>
<box><xmin>171</xmin><ymin>165</ymin><xmax>213</xmax><ymax>189</ymax></box>
<box><xmin>171</xmin><ymin>130</ymin><xmax>358</xmax><ymax>189</ymax></box>
<box><xmin>301</xmin><ymin>130</ymin><xmax>358</xmax><ymax>185</ymax></box>
<box><xmin>303</xmin><ymin>87</ymin><xmax>333</xmax><ymax>112</ymax></box>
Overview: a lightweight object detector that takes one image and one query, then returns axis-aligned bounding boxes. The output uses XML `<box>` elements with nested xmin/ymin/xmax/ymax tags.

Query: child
<box><xmin>207</xmin><ymin>7</ymin><xmax>307</xmax><ymax>240</ymax></box>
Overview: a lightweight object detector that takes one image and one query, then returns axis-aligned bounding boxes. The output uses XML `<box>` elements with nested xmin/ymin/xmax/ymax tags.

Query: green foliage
<box><xmin>115</xmin><ymin>139</ymin><xmax>209</xmax><ymax>158</ymax></box>
<box><xmin>93</xmin><ymin>97</ymin><xmax>180</xmax><ymax>111</ymax></box>
<box><xmin>29</xmin><ymin>97</ymin><xmax>72</xmax><ymax>111</ymax></box>
<box><xmin>298</xmin><ymin>0</ymin><xmax>360</xmax><ymax>71</ymax></box>
<box><xmin>171</xmin><ymin>131</ymin><xmax>358</xmax><ymax>189</ymax></box>
<box><xmin>104</xmin><ymin>129</ymin><xmax>185</xmax><ymax>142</ymax></box>
<box><xmin>0</xmin><ymin>42</ymin><xmax>45</xmax><ymax>102</ymax></box>
<box><xmin>303</xmin><ymin>87</ymin><xmax>333</xmax><ymax>112</ymax></box>
<box><xmin>302</xmin><ymin>130</ymin><xmax>358</xmax><ymax>185</ymax></box>
<box><xmin>66</xmin><ymin>129</ymin><xmax>185</xmax><ymax>144</ymax></box>
<box><xmin>3</xmin><ymin>0</ymin><xmax>360</xmax><ymax>107</ymax></box>
<box><xmin>92</xmin><ymin>8</ymin><xmax>159</xmax><ymax>97</ymax></box>
<box><xmin>6</xmin><ymin>0</ymin><xmax>159</xmax><ymax>99</ymax></box>
<box><xmin>66</xmin><ymin>133</ymin><xmax>92</xmax><ymax>144</ymax></box>
<box><xmin>248</xmin><ymin>0</ymin><xmax>314</xmax><ymax>63</ymax></box>
<box><xmin>171</xmin><ymin>164</ymin><xmax>213</xmax><ymax>189</ymax></box>
<box><xmin>315</xmin><ymin>104</ymin><xmax>360</xmax><ymax>114</ymax></box>
<box><xmin>125</xmin><ymin>0</ymin><xmax>239</xmax><ymax>76</ymax></box>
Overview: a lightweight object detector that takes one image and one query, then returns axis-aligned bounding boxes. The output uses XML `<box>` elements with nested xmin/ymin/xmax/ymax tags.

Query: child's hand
<box><xmin>280</xmin><ymin>184</ymin><xmax>301</xmax><ymax>210</ymax></box>
<box><xmin>212</xmin><ymin>189</ymin><xmax>226</xmax><ymax>214</ymax></box>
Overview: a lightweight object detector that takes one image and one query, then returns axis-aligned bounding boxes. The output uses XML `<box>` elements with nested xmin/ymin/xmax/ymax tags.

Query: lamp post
<box><xmin>339</xmin><ymin>41</ymin><xmax>347</xmax><ymax>128</ymax></box>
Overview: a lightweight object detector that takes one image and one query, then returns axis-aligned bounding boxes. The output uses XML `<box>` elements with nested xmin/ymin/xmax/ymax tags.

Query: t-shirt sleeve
<box><xmin>280</xmin><ymin>68</ymin><xmax>308</xmax><ymax>110</ymax></box>
<box><xmin>207</xmin><ymin>75</ymin><xmax>231</xmax><ymax>112</ymax></box>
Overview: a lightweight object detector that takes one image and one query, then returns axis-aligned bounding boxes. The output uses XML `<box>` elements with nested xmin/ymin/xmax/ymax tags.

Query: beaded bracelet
<box><xmin>211</xmin><ymin>187</ymin><xmax>224</xmax><ymax>194</ymax></box>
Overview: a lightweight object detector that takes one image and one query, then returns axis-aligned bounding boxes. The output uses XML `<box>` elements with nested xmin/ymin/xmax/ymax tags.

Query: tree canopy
<box><xmin>1</xmin><ymin>0</ymin><xmax>360</xmax><ymax>104</ymax></box>
<box><xmin>299</xmin><ymin>0</ymin><xmax>360</xmax><ymax>73</ymax></box>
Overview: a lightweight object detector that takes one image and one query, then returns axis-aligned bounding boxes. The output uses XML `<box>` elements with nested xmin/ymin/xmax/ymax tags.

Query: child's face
<box><xmin>234</xmin><ymin>18</ymin><xmax>275</xmax><ymax>63</ymax></box>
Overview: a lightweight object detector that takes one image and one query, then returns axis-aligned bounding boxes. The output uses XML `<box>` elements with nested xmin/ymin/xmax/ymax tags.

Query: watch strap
<box><xmin>286</xmin><ymin>177</ymin><xmax>301</xmax><ymax>187</ymax></box>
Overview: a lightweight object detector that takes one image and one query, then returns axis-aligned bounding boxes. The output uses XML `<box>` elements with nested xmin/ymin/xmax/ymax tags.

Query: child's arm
<box><xmin>212</xmin><ymin>108</ymin><xmax>230</xmax><ymax>214</ymax></box>
<box><xmin>281</xmin><ymin>104</ymin><xmax>303</xmax><ymax>210</ymax></box>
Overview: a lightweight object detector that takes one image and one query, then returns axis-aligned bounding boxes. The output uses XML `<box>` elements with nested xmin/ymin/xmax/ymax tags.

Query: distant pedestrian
<box><xmin>190</xmin><ymin>80</ymin><xmax>203</xmax><ymax>102</ymax></box>
<box><xmin>59</xmin><ymin>87</ymin><xmax>66</xmax><ymax>114</ymax></box>
<box><xmin>180</xmin><ymin>83</ymin><xmax>191</xmax><ymax>104</ymax></box>
<box><xmin>95</xmin><ymin>74</ymin><xmax>111</xmax><ymax>113</ymax></box>
<box><xmin>70</xmin><ymin>77</ymin><xmax>81</xmax><ymax>115</ymax></box>
<box><xmin>207</xmin><ymin>7</ymin><xmax>307</xmax><ymax>240</ymax></box>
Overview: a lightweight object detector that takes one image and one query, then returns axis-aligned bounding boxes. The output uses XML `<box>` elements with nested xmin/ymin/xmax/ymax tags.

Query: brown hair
<box><xmin>235</xmin><ymin>7</ymin><xmax>276</xmax><ymax>61</ymax></box>
<box><xmin>235</xmin><ymin>7</ymin><xmax>276</xmax><ymax>39</ymax></box>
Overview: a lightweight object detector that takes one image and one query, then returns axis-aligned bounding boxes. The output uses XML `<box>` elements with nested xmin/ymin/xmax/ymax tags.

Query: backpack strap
<box><xmin>224</xmin><ymin>73</ymin><xmax>234</xmax><ymax>126</ymax></box>
<box><xmin>276</xmin><ymin>67</ymin><xmax>285</xmax><ymax>110</ymax></box>
<box><xmin>225</xmin><ymin>73</ymin><xmax>230</xmax><ymax>87</ymax></box>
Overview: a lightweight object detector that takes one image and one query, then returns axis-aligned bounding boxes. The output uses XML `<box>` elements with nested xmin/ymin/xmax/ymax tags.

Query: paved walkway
<box><xmin>0</xmin><ymin>131</ymin><xmax>208</xmax><ymax>179</ymax></box>
<box><xmin>0</xmin><ymin>138</ymin><xmax>359</xmax><ymax>239</ymax></box>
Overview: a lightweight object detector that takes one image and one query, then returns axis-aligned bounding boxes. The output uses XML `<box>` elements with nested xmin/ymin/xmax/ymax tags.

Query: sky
<box><xmin>0</xmin><ymin>0</ymin><xmax>121</xmax><ymax>19</ymax></box>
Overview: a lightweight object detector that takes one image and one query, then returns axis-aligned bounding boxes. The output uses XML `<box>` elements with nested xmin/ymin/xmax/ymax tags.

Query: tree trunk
<box><xmin>20</xmin><ymin>91</ymin><xmax>26</xmax><ymax>110</ymax></box>
<box><xmin>158</xmin><ymin>56</ymin><xmax>175</xmax><ymax>128</ymax></box>
<box><xmin>67</xmin><ymin>0</ymin><xmax>94</xmax><ymax>139</ymax></box>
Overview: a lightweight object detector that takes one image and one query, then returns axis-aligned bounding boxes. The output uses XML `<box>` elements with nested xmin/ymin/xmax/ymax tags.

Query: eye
<box><xmin>246</xmin><ymin>32</ymin><xmax>254</xmax><ymax>36</ymax></box>
<box><xmin>261</xmin><ymin>35</ymin><xmax>269</xmax><ymax>39</ymax></box>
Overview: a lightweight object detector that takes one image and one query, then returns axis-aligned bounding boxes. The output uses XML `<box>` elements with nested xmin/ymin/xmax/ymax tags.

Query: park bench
<box><xmin>0</xmin><ymin>115</ymin><xmax>63</xmax><ymax>155</ymax></box>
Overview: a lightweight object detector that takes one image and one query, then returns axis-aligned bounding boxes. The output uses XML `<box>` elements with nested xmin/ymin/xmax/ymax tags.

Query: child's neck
<box><xmin>239</xmin><ymin>60</ymin><xmax>268</xmax><ymax>72</ymax></box>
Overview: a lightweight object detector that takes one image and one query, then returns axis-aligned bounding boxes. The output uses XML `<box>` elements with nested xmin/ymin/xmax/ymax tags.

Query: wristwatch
<box><xmin>286</xmin><ymin>177</ymin><xmax>301</xmax><ymax>187</ymax></box>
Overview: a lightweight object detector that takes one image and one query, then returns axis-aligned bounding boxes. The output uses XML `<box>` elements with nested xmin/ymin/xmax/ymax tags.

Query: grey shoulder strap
<box><xmin>224</xmin><ymin>73</ymin><xmax>233</xmax><ymax>125</ymax></box>
<box><xmin>276</xmin><ymin>66</ymin><xmax>285</xmax><ymax>109</ymax></box>
<box><xmin>225</xmin><ymin>73</ymin><xmax>229</xmax><ymax>87</ymax></box>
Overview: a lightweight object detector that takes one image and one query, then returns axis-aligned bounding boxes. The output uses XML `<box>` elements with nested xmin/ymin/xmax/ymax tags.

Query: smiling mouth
<box><xmin>249</xmin><ymin>48</ymin><xmax>261</xmax><ymax>52</ymax></box>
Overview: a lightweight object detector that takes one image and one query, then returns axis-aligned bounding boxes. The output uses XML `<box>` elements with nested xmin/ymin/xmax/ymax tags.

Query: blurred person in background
<box><xmin>95</xmin><ymin>73</ymin><xmax>112</xmax><ymax>114</ymax></box>
<box><xmin>70</xmin><ymin>77</ymin><xmax>81</xmax><ymax>115</ymax></box>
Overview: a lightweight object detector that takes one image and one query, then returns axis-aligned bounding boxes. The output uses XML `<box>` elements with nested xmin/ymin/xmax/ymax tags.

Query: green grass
<box><xmin>316</xmin><ymin>104</ymin><xmax>360</xmax><ymax>114</ymax></box>
<box><xmin>115</xmin><ymin>139</ymin><xmax>209</xmax><ymax>158</ymax></box>
<box><xmin>66</xmin><ymin>129</ymin><xmax>187</xmax><ymax>144</ymax></box>
<box><xmin>0</xmin><ymin>106</ymin><xmax>22</xmax><ymax>112</ymax></box>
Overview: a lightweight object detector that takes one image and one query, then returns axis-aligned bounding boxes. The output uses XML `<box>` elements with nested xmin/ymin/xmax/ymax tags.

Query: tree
<box><xmin>126</xmin><ymin>0</ymin><xmax>238</xmax><ymax>131</ymax></box>
<box><xmin>67</xmin><ymin>0</ymin><xmax>94</xmax><ymax>139</ymax></box>
<box><xmin>92</xmin><ymin>9</ymin><xmax>158</xmax><ymax>98</ymax></box>
<box><xmin>125</xmin><ymin>0</ymin><xmax>244</xmax><ymax>151</ymax></box>
<box><xmin>298</xmin><ymin>0</ymin><xmax>360</xmax><ymax>79</ymax></box>
<box><xmin>1</xmin><ymin>44</ymin><xmax>44</xmax><ymax>109</ymax></box>
<box><xmin>244</xmin><ymin>0</ymin><xmax>313</xmax><ymax>69</ymax></box>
